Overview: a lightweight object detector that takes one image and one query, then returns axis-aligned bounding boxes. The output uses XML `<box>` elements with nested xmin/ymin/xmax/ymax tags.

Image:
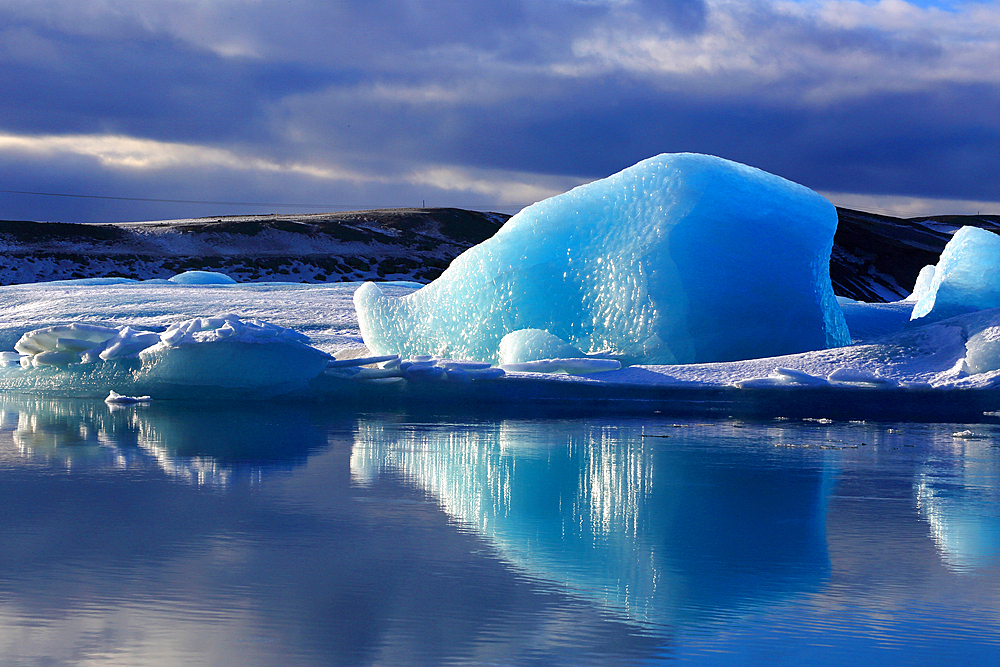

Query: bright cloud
<box><xmin>0</xmin><ymin>131</ymin><xmax>577</xmax><ymax>210</ymax></box>
<box><xmin>563</xmin><ymin>0</ymin><xmax>1000</xmax><ymax>100</ymax></box>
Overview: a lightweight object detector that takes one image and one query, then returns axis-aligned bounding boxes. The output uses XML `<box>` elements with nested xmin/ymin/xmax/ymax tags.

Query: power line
<box><xmin>0</xmin><ymin>188</ymin><xmax>396</xmax><ymax>210</ymax></box>
<box><xmin>0</xmin><ymin>188</ymin><xmax>525</xmax><ymax>214</ymax></box>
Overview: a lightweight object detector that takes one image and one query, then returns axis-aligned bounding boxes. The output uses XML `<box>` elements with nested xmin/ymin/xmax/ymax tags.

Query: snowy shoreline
<box><xmin>2</xmin><ymin>278</ymin><xmax>1000</xmax><ymax>421</ymax></box>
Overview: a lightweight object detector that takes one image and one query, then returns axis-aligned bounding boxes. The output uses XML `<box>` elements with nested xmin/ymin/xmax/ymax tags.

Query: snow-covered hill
<box><xmin>2</xmin><ymin>207</ymin><xmax>999</xmax><ymax>302</ymax></box>
<box><xmin>831</xmin><ymin>208</ymin><xmax>1000</xmax><ymax>301</ymax></box>
<box><xmin>0</xmin><ymin>208</ymin><xmax>507</xmax><ymax>285</ymax></box>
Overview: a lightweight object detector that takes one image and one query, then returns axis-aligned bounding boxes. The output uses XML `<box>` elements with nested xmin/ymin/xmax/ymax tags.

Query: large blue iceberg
<box><xmin>356</xmin><ymin>153</ymin><xmax>850</xmax><ymax>365</ymax></box>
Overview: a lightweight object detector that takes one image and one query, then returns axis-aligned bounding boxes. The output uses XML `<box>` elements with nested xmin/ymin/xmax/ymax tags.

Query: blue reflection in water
<box><xmin>915</xmin><ymin>437</ymin><xmax>1000</xmax><ymax>572</ymax></box>
<box><xmin>1</xmin><ymin>396</ymin><xmax>999</xmax><ymax>666</ymax></box>
<box><xmin>353</xmin><ymin>420</ymin><xmax>832</xmax><ymax>628</ymax></box>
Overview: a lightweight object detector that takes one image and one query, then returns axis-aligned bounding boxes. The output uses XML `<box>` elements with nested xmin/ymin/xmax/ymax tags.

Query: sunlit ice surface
<box><xmin>0</xmin><ymin>279</ymin><xmax>420</xmax><ymax>356</ymax></box>
<box><xmin>1</xmin><ymin>396</ymin><xmax>999</xmax><ymax>665</ymax></box>
<box><xmin>355</xmin><ymin>153</ymin><xmax>849</xmax><ymax>366</ymax></box>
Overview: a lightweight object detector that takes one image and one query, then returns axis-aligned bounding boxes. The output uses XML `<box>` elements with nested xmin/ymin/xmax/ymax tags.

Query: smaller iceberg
<box><xmin>138</xmin><ymin>315</ymin><xmax>330</xmax><ymax>392</ymax></box>
<box><xmin>8</xmin><ymin>315</ymin><xmax>332</xmax><ymax>398</ymax></box>
<box><xmin>497</xmin><ymin>329</ymin><xmax>621</xmax><ymax>374</ymax></box>
<box><xmin>498</xmin><ymin>329</ymin><xmax>587</xmax><ymax>365</ymax></box>
<box><xmin>911</xmin><ymin>226</ymin><xmax>1000</xmax><ymax>321</ymax></box>
<box><xmin>167</xmin><ymin>271</ymin><xmax>238</xmax><ymax>285</ymax></box>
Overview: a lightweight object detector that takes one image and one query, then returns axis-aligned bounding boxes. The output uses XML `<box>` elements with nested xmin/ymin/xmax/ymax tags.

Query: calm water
<box><xmin>1</xmin><ymin>396</ymin><xmax>998</xmax><ymax>666</ymax></box>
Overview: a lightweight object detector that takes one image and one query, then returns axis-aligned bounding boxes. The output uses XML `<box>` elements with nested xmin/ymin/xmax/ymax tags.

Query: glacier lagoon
<box><xmin>1</xmin><ymin>395</ymin><xmax>999</xmax><ymax>665</ymax></box>
<box><xmin>3</xmin><ymin>154</ymin><xmax>1000</xmax><ymax>664</ymax></box>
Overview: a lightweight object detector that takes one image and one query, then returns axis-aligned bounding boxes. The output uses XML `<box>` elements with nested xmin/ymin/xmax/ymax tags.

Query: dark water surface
<box><xmin>1</xmin><ymin>396</ymin><xmax>998</xmax><ymax>666</ymax></box>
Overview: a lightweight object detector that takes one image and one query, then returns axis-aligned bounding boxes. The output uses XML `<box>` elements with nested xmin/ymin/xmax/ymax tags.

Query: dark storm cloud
<box><xmin>0</xmin><ymin>17</ymin><xmax>334</xmax><ymax>143</ymax></box>
<box><xmin>460</xmin><ymin>80</ymin><xmax>1000</xmax><ymax>203</ymax></box>
<box><xmin>1</xmin><ymin>0</ymin><xmax>998</xmax><ymax>222</ymax></box>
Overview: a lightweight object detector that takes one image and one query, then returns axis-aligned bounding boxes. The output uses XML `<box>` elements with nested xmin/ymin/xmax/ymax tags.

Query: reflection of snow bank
<box><xmin>2</xmin><ymin>395</ymin><xmax>330</xmax><ymax>489</ymax></box>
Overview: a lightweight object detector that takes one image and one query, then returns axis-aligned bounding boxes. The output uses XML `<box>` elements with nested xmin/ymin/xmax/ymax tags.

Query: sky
<box><xmin>0</xmin><ymin>0</ymin><xmax>998</xmax><ymax>223</ymax></box>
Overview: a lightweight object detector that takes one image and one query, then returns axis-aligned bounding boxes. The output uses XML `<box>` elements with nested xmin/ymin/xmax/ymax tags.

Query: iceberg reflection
<box><xmin>1</xmin><ymin>395</ymin><xmax>333</xmax><ymax>487</ymax></box>
<box><xmin>0</xmin><ymin>400</ymin><xmax>668</xmax><ymax>666</ymax></box>
<box><xmin>916</xmin><ymin>438</ymin><xmax>1000</xmax><ymax>571</ymax></box>
<box><xmin>352</xmin><ymin>419</ymin><xmax>835</xmax><ymax>626</ymax></box>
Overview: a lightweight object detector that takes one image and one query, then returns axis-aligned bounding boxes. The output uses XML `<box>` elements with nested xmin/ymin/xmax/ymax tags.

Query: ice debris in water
<box><xmin>736</xmin><ymin>368</ymin><xmax>830</xmax><ymax>388</ymax></box>
<box><xmin>355</xmin><ymin>153</ymin><xmax>850</xmax><ymax>366</ymax></box>
<box><xmin>826</xmin><ymin>368</ymin><xmax>898</xmax><ymax>387</ymax></box>
<box><xmin>105</xmin><ymin>390</ymin><xmax>151</xmax><ymax>404</ymax></box>
<box><xmin>327</xmin><ymin>354</ymin><xmax>505</xmax><ymax>382</ymax></box>
<box><xmin>738</xmin><ymin>367</ymin><xmax>903</xmax><ymax>388</ymax></box>
<box><xmin>911</xmin><ymin>227</ymin><xmax>1000</xmax><ymax>321</ymax></box>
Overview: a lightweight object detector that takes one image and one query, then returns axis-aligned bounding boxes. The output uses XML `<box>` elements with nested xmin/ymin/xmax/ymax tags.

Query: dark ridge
<box><xmin>0</xmin><ymin>208</ymin><xmax>509</xmax><ymax>286</ymax></box>
<box><xmin>3</xmin><ymin>207</ymin><xmax>999</xmax><ymax>302</ymax></box>
<box><xmin>0</xmin><ymin>219</ymin><xmax>128</xmax><ymax>242</ymax></box>
<box><xmin>832</xmin><ymin>209</ymin><xmax>1000</xmax><ymax>302</ymax></box>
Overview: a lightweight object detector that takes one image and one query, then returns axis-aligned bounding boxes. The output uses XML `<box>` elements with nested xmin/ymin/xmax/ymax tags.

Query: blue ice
<box><xmin>356</xmin><ymin>153</ymin><xmax>850</xmax><ymax>365</ymax></box>
<box><xmin>911</xmin><ymin>226</ymin><xmax>1000</xmax><ymax>322</ymax></box>
<box><xmin>168</xmin><ymin>271</ymin><xmax>238</xmax><ymax>285</ymax></box>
